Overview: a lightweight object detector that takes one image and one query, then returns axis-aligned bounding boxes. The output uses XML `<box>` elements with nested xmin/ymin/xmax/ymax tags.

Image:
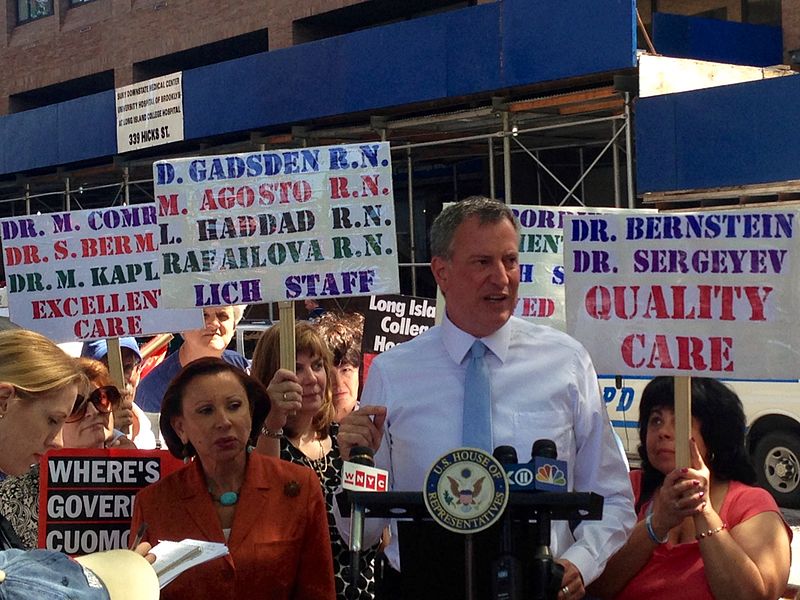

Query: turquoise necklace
<box><xmin>210</xmin><ymin>490</ymin><xmax>239</xmax><ymax>506</ymax></box>
<box><xmin>208</xmin><ymin>450</ymin><xmax>251</xmax><ymax>506</ymax></box>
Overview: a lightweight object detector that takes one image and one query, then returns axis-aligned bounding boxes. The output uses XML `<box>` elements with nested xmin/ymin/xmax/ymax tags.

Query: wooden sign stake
<box><xmin>105</xmin><ymin>337</ymin><xmax>128</xmax><ymax>434</ymax></box>
<box><xmin>278</xmin><ymin>301</ymin><xmax>297</xmax><ymax>371</ymax></box>
<box><xmin>674</xmin><ymin>375</ymin><xmax>692</xmax><ymax>469</ymax></box>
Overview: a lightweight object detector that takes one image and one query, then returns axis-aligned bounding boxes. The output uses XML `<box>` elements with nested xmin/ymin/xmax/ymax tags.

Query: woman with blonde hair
<box><xmin>0</xmin><ymin>357</ymin><xmax>134</xmax><ymax>548</ymax></box>
<box><xmin>253</xmin><ymin>321</ymin><xmax>377</xmax><ymax>600</ymax></box>
<box><xmin>0</xmin><ymin>329</ymin><xmax>159</xmax><ymax>597</ymax></box>
<box><xmin>0</xmin><ymin>330</ymin><xmax>86</xmax><ymax>477</ymax></box>
<box><xmin>0</xmin><ymin>329</ymin><xmax>86</xmax><ymax>549</ymax></box>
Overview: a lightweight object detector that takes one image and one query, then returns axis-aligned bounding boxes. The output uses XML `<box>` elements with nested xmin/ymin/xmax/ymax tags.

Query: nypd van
<box><xmin>601</xmin><ymin>375</ymin><xmax>800</xmax><ymax>509</ymax></box>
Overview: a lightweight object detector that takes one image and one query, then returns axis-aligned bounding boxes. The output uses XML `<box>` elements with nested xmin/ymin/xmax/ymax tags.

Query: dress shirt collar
<box><xmin>441</xmin><ymin>312</ymin><xmax>512</xmax><ymax>365</ymax></box>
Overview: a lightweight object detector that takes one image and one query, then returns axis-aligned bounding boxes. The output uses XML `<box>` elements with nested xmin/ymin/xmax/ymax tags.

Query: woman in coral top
<box><xmin>590</xmin><ymin>377</ymin><xmax>791</xmax><ymax>600</ymax></box>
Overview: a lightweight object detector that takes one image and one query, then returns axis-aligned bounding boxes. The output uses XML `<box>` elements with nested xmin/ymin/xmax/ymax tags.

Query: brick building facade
<box><xmin>0</xmin><ymin>0</ymin><xmax>794</xmax><ymax>118</ymax></box>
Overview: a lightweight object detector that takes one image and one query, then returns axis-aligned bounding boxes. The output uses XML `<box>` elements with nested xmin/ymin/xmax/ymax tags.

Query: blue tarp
<box><xmin>637</xmin><ymin>75</ymin><xmax>800</xmax><ymax>193</ymax></box>
<box><xmin>0</xmin><ymin>0</ymin><xmax>637</xmax><ymax>176</ymax></box>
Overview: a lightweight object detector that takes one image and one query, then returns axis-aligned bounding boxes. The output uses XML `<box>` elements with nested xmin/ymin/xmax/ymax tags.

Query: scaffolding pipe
<box><xmin>407</xmin><ymin>149</ymin><xmax>417</xmax><ymax>296</ymax></box>
<box><xmin>389</xmin><ymin>114</ymin><xmax>624</xmax><ymax>152</ymax></box>
<box><xmin>502</xmin><ymin>112</ymin><xmax>512</xmax><ymax>204</ymax></box>
<box><xmin>513</xmin><ymin>137</ymin><xmax>583</xmax><ymax>205</ymax></box>
<box><xmin>612</xmin><ymin>120</ymin><xmax>622</xmax><ymax>208</ymax></box>
<box><xmin>536</xmin><ymin>150</ymin><xmax>542</xmax><ymax>205</ymax></box>
<box><xmin>488</xmin><ymin>137</ymin><xmax>495</xmax><ymax>200</ymax></box>
<box><xmin>124</xmin><ymin>167</ymin><xmax>130</xmax><ymax>206</ymax></box>
<box><xmin>624</xmin><ymin>92</ymin><xmax>635</xmax><ymax>209</ymax></box>
<box><xmin>558</xmin><ymin>122</ymin><xmax>627</xmax><ymax>206</ymax></box>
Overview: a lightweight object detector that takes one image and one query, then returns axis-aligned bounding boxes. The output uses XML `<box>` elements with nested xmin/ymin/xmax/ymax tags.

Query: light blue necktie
<box><xmin>462</xmin><ymin>340</ymin><xmax>492</xmax><ymax>451</ymax></box>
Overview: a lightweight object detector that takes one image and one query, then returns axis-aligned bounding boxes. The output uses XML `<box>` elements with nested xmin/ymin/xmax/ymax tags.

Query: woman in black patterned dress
<box><xmin>252</xmin><ymin>321</ymin><xmax>377</xmax><ymax>600</ymax></box>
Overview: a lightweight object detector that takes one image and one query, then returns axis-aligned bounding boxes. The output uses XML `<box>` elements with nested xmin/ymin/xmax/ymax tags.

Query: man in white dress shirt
<box><xmin>337</xmin><ymin>196</ymin><xmax>635</xmax><ymax>600</ymax></box>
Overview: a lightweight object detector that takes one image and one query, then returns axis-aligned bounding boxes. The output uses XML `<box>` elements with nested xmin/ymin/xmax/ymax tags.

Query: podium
<box><xmin>339</xmin><ymin>490</ymin><xmax>603</xmax><ymax>600</ymax></box>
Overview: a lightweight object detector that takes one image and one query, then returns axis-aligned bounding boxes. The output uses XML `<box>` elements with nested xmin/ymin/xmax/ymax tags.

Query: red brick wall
<box><xmin>784</xmin><ymin>0</ymin><xmax>800</xmax><ymax>65</ymax></box>
<box><xmin>0</xmin><ymin>0</ymin><xmax>366</xmax><ymax>114</ymax></box>
<box><xmin>1</xmin><ymin>0</ymin><xmax>795</xmax><ymax>115</ymax></box>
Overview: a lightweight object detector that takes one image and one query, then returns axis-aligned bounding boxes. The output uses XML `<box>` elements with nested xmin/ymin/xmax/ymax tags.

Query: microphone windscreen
<box><xmin>493</xmin><ymin>445</ymin><xmax>518</xmax><ymax>465</ymax></box>
<box><xmin>349</xmin><ymin>446</ymin><xmax>375</xmax><ymax>466</ymax></box>
<box><xmin>531</xmin><ymin>439</ymin><xmax>558</xmax><ymax>460</ymax></box>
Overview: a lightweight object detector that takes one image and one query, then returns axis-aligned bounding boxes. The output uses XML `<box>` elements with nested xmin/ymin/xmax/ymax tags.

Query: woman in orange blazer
<box><xmin>130</xmin><ymin>357</ymin><xmax>335</xmax><ymax>600</ymax></box>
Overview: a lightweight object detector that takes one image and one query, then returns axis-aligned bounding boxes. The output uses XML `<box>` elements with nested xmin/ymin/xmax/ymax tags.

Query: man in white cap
<box><xmin>81</xmin><ymin>337</ymin><xmax>156</xmax><ymax>450</ymax></box>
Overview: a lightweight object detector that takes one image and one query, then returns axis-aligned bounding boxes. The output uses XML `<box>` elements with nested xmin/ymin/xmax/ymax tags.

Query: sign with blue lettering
<box><xmin>154</xmin><ymin>142</ymin><xmax>400</xmax><ymax>307</ymax></box>
<box><xmin>565</xmin><ymin>209</ymin><xmax>800</xmax><ymax>378</ymax></box>
<box><xmin>510</xmin><ymin>205</ymin><xmax>655</xmax><ymax>331</ymax></box>
<box><xmin>0</xmin><ymin>206</ymin><xmax>201</xmax><ymax>342</ymax></box>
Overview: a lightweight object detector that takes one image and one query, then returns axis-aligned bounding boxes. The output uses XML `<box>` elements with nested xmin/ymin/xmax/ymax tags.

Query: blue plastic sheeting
<box><xmin>0</xmin><ymin>92</ymin><xmax>116</xmax><ymax>173</ymax></box>
<box><xmin>0</xmin><ymin>0</ymin><xmax>636</xmax><ymax>176</ymax></box>
<box><xmin>653</xmin><ymin>13</ymin><xmax>782</xmax><ymax>68</ymax></box>
<box><xmin>637</xmin><ymin>75</ymin><xmax>800</xmax><ymax>193</ymax></box>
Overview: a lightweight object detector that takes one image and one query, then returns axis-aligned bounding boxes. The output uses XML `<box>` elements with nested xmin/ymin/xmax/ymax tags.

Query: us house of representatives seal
<box><xmin>423</xmin><ymin>447</ymin><xmax>509</xmax><ymax>534</ymax></box>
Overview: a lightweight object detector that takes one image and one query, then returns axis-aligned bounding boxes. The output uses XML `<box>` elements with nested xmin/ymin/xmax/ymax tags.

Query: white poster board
<box><xmin>511</xmin><ymin>205</ymin><xmax>655</xmax><ymax>331</ymax></box>
<box><xmin>154</xmin><ymin>142</ymin><xmax>400</xmax><ymax>308</ymax></box>
<box><xmin>0</xmin><ymin>206</ymin><xmax>201</xmax><ymax>342</ymax></box>
<box><xmin>116</xmin><ymin>72</ymin><xmax>185</xmax><ymax>153</ymax></box>
<box><xmin>564</xmin><ymin>208</ymin><xmax>800</xmax><ymax>379</ymax></box>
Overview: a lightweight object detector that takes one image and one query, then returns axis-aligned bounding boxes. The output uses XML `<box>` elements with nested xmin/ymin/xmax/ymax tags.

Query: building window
<box><xmin>18</xmin><ymin>0</ymin><xmax>53</xmax><ymax>23</ymax></box>
<box><xmin>744</xmin><ymin>0</ymin><xmax>781</xmax><ymax>26</ymax></box>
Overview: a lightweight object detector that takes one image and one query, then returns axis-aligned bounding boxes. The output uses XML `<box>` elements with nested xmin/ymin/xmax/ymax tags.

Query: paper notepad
<box><xmin>150</xmin><ymin>539</ymin><xmax>229</xmax><ymax>588</ymax></box>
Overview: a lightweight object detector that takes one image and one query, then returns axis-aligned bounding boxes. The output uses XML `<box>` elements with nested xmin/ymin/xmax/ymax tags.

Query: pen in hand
<box><xmin>130</xmin><ymin>521</ymin><xmax>148</xmax><ymax>550</ymax></box>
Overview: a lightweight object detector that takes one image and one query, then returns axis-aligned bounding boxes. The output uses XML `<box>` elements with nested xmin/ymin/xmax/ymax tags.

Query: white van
<box><xmin>600</xmin><ymin>375</ymin><xmax>800</xmax><ymax>508</ymax></box>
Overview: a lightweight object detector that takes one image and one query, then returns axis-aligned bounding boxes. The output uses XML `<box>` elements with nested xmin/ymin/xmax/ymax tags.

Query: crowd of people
<box><xmin>0</xmin><ymin>197</ymin><xmax>793</xmax><ymax>600</ymax></box>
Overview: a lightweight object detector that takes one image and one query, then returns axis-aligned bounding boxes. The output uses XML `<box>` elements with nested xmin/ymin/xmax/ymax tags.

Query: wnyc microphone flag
<box><xmin>342</xmin><ymin>461</ymin><xmax>389</xmax><ymax>492</ymax></box>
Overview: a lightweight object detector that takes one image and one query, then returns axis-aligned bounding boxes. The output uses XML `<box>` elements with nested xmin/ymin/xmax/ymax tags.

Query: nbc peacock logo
<box><xmin>535</xmin><ymin>464</ymin><xmax>566</xmax><ymax>487</ymax></box>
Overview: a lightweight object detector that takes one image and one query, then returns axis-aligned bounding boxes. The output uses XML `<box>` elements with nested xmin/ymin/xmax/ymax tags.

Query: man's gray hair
<box><xmin>429</xmin><ymin>196</ymin><xmax>518</xmax><ymax>259</ymax></box>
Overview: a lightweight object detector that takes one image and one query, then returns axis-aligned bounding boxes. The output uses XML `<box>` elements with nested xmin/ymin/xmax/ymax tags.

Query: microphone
<box><xmin>500</xmin><ymin>440</ymin><xmax>567</xmax><ymax>493</ymax></box>
<box><xmin>491</xmin><ymin>446</ymin><xmax>523</xmax><ymax>600</ymax></box>
<box><xmin>530</xmin><ymin>439</ymin><xmax>568</xmax><ymax>493</ymax></box>
<box><xmin>531</xmin><ymin>439</ymin><xmax>557</xmax><ymax>459</ymax></box>
<box><xmin>528</xmin><ymin>439</ymin><xmax>565</xmax><ymax>600</ymax></box>
<box><xmin>347</xmin><ymin>446</ymin><xmax>378</xmax><ymax>590</ymax></box>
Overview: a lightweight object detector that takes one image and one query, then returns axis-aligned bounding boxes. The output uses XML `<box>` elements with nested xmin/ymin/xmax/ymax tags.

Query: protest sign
<box><xmin>0</xmin><ymin>206</ymin><xmax>201</xmax><ymax>342</ymax></box>
<box><xmin>511</xmin><ymin>205</ymin><xmax>654</xmax><ymax>331</ymax></box>
<box><xmin>116</xmin><ymin>72</ymin><xmax>185</xmax><ymax>153</ymax></box>
<box><xmin>154</xmin><ymin>142</ymin><xmax>400</xmax><ymax>308</ymax></box>
<box><xmin>361</xmin><ymin>294</ymin><xmax>436</xmax><ymax>378</ymax></box>
<box><xmin>39</xmin><ymin>449</ymin><xmax>184</xmax><ymax>554</ymax></box>
<box><xmin>564</xmin><ymin>208</ymin><xmax>800</xmax><ymax>379</ymax></box>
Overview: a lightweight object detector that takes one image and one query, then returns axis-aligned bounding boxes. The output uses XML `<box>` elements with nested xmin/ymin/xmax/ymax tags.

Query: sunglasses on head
<box><xmin>67</xmin><ymin>386</ymin><xmax>120</xmax><ymax>423</ymax></box>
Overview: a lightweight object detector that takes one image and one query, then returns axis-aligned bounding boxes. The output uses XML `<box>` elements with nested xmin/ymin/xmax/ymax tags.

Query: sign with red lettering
<box><xmin>511</xmin><ymin>205</ymin><xmax>655</xmax><ymax>331</ymax></box>
<box><xmin>153</xmin><ymin>142</ymin><xmax>400</xmax><ymax>308</ymax></box>
<box><xmin>39</xmin><ymin>448</ymin><xmax>184</xmax><ymax>554</ymax></box>
<box><xmin>0</xmin><ymin>206</ymin><xmax>201</xmax><ymax>341</ymax></box>
<box><xmin>564</xmin><ymin>209</ymin><xmax>800</xmax><ymax>378</ymax></box>
<box><xmin>341</xmin><ymin>460</ymin><xmax>389</xmax><ymax>492</ymax></box>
